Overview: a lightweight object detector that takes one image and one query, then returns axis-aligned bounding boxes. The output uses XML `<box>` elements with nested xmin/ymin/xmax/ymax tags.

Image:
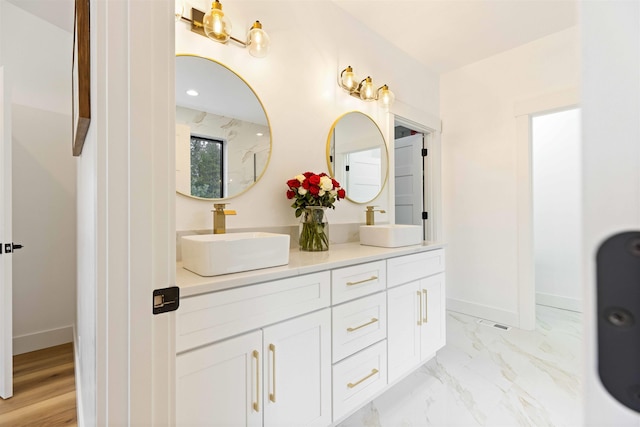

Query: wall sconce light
<box><xmin>339</xmin><ymin>66</ymin><xmax>395</xmax><ymax>108</ymax></box>
<box><xmin>176</xmin><ymin>0</ymin><xmax>270</xmax><ymax>58</ymax></box>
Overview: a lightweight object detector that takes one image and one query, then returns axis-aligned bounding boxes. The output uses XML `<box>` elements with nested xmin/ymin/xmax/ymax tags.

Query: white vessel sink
<box><xmin>359</xmin><ymin>224</ymin><xmax>423</xmax><ymax>248</ymax></box>
<box><xmin>182</xmin><ymin>232</ymin><xmax>290</xmax><ymax>276</ymax></box>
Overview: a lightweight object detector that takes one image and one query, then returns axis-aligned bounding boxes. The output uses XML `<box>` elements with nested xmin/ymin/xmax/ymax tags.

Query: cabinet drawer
<box><xmin>387</xmin><ymin>249</ymin><xmax>445</xmax><ymax>288</ymax></box>
<box><xmin>332</xmin><ymin>340</ymin><xmax>387</xmax><ymax>422</ymax></box>
<box><xmin>177</xmin><ymin>271</ymin><xmax>330</xmax><ymax>352</ymax></box>
<box><xmin>332</xmin><ymin>293</ymin><xmax>387</xmax><ymax>362</ymax></box>
<box><xmin>332</xmin><ymin>260</ymin><xmax>386</xmax><ymax>304</ymax></box>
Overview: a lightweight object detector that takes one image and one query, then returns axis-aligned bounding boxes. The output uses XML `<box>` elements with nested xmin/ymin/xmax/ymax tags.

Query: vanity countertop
<box><xmin>177</xmin><ymin>241</ymin><xmax>446</xmax><ymax>297</ymax></box>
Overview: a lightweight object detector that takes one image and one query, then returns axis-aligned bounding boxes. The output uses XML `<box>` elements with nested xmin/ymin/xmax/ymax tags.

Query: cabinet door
<box><xmin>420</xmin><ymin>273</ymin><xmax>446</xmax><ymax>360</ymax></box>
<box><xmin>176</xmin><ymin>331</ymin><xmax>262</xmax><ymax>427</ymax></box>
<box><xmin>387</xmin><ymin>281</ymin><xmax>422</xmax><ymax>383</ymax></box>
<box><xmin>263</xmin><ymin>309</ymin><xmax>331</xmax><ymax>427</ymax></box>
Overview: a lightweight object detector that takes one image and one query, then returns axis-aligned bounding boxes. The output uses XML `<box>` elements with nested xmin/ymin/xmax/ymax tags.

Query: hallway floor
<box><xmin>340</xmin><ymin>305</ymin><xmax>583</xmax><ymax>427</ymax></box>
<box><xmin>0</xmin><ymin>343</ymin><xmax>77</xmax><ymax>426</ymax></box>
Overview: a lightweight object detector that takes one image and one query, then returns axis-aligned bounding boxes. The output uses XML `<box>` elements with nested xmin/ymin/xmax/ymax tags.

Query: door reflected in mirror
<box><xmin>327</xmin><ymin>112</ymin><xmax>388</xmax><ymax>204</ymax></box>
<box><xmin>175</xmin><ymin>54</ymin><xmax>272</xmax><ymax>200</ymax></box>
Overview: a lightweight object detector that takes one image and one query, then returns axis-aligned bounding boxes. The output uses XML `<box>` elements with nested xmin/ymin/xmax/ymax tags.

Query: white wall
<box><xmin>532</xmin><ymin>108</ymin><xmax>581</xmax><ymax>311</ymax></box>
<box><xmin>175</xmin><ymin>0</ymin><xmax>439</xmax><ymax>232</ymax></box>
<box><xmin>1</xmin><ymin>1</ymin><xmax>76</xmax><ymax>353</ymax></box>
<box><xmin>441</xmin><ymin>27</ymin><xmax>580</xmax><ymax>326</ymax></box>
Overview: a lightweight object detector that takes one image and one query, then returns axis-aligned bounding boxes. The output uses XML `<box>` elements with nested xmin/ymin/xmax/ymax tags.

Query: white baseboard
<box><xmin>447</xmin><ymin>297</ymin><xmax>520</xmax><ymax>328</ymax></box>
<box><xmin>13</xmin><ymin>325</ymin><xmax>73</xmax><ymax>355</ymax></box>
<box><xmin>536</xmin><ymin>292</ymin><xmax>582</xmax><ymax>312</ymax></box>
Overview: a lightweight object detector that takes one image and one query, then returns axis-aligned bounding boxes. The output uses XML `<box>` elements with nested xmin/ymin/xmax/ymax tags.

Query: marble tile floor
<box><xmin>339</xmin><ymin>305</ymin><xmax>583</xmax><ymax>427</ymax></box>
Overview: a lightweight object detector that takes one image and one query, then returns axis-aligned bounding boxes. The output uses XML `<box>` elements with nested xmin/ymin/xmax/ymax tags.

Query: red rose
<box><xmin>302</xmin><ymin>179</ymin><xmax>310</xmax><ymax>189</ymax></box>
<box><xmin>309</xmin><ymin>186</ymin><xmax>320</xmax><ymax>195</ymax></box>
<box><xmin>331</xmin><ymin>178</ymin><xmax>340</xmax><ymax>188</ymax></box>
<box><xmin>287</xmin><ymin>179</ymin><xmax>300</xmax><ymax>188</ymax></box>
<box><xmin>308</xmin><ymin>175</ymin><xmax>321</xmax><ymax>185</ymax></box>
<box><xmin>303</xmin><ymin>172</ymin><xmax>313</xmax><ymax>178</ymax></box>
<box><xmin>286</xmin><ymin>190</ymin><xmax>296</xmax><ymax>199</ymax></box>
<box><xmin>337</xmin><ymin>188</ymin><xmax>346</xmax><ymax>199</ymax></box>
<box><xmin>319</xmin><ymin>172</ymin><xmax>327</xmax><ymax>177</ymax></box>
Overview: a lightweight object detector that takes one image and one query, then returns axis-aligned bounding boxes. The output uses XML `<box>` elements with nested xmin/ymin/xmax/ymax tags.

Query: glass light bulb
<box><xmin>247</xmin><ymin>22</ymin><xmax>270</xmax><ymax>58</ymax></box>
<box><xmin>341</xmin><ymin>67</ymin><xmax>357</xmax><ymax>92</ymax></box>
<box><xmin>377</xmin><ymin>85</ymin><xmax>395</xmax><ymax>109</ymax></box>
<box><xmin>203</xmin><ymin>2</ymin><xmax>231</xmax><ymax>43</ymax></box>
<box><xmin>360</xmin><ymin>77</ymin><xmax>375</xmax><ymax>101</ymax></box>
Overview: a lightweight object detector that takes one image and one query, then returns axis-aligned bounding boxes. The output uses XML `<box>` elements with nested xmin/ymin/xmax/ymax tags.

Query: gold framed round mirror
<box><xmin>175</xmin><ymin>54</ymin><xmax>272</xmax><ymax>200</ymax></box>
<box><xmin>326</xmin><ymin>111</ymin><xmax>388</xmax><ymax>204</ymax></box>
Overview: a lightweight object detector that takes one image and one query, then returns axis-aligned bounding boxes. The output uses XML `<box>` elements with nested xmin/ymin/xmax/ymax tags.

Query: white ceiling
<box><xmin>332</xmin><ymin>0</ymin><xmax>578</xmax><ymax>73</ymax></box>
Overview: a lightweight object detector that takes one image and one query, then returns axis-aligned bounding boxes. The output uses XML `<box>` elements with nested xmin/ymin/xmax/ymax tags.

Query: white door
<box><xmin>419</xmin><ymin>274</ymin><xmax>445</xmax><ymax>359</ymax></box>
<box><xmin>582</xmin><ymin>0</ymin><xmax>640</xmax><ymax>424</ymax></box>
<box><xmin>387</xmin><ymin>281</ymin><xmax>421</xmax><ymax>383</ymax></box>
<box><xmin>263</xmin><ymin>309</ymin><xmax>331</xmax><ymax>427</ymax></box>
<box><xmin>0</xmin><ymin>66</ymin><xmax>12</xmax><ymax>399</ymax></box>
<box><xmin>346</xmin><ymin>149</ymin><xmax>382</xmax><ymax>203</ymax></box>
<box><xmin>394</xmin><ymin>134</ymin><xmax>423</xmax><ymax>227</ymax></box>
<box><xmin>176</xmin><ymin>331</ymin><xmax>262</xmax><ymax>427</ymax></box>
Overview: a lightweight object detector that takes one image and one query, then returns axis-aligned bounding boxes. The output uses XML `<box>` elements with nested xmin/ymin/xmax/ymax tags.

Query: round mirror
<box><xmin>175</xmin><ymin>54</ymin><xmax>271</xmax><ymax>200</ymax></box>
<box><xmin>326</xmin><ymin>112</ymin><xmax>388</xmax><ymax>204</ymax></box>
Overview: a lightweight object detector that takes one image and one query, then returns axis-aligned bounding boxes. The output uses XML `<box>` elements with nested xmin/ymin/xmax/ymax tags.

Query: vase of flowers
<box><xmin>286</xmin><ymin>172</ymin><xmax>345</xmax><ymax>251</ymax></box>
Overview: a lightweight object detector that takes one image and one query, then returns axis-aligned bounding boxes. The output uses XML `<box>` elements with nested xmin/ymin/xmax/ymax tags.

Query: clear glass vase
<box><xmin>299</xmin><ymin>206</ymin><xmax>329</xmax><ymax>251</ymax></box>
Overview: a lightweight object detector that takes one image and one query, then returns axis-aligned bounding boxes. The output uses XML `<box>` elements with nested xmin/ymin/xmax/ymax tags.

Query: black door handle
<box><xmin>12</xmin><ymin>244</ymin><xmax>23</xmax><ymax>250</ymax></box>
<box><xmin>3</xmin><ymin>243</ymin><xmax>23</xmax><ymax>253</ymax></box>
<box><xmin>597</xmin><ymin>231</ymin><xmax>640</xmax><ymax>413</ymax></box>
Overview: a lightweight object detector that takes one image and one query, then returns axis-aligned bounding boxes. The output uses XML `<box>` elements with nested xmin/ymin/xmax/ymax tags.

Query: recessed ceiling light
<box><xmin>256</xmin><ymin>132</ymin><xmax>263</xmax><ymax>136</ymax></box>
<box><xmin>186</xmin><ymin>89</ymin><xmax>199</xmax><ymax>96</ymax></box>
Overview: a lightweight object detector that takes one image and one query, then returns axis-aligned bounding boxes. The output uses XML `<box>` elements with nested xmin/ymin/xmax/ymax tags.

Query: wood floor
<box><xmin>0</xmin><ymin>343</ymin><xmax>77</xmax><ymax>426</ymax></box>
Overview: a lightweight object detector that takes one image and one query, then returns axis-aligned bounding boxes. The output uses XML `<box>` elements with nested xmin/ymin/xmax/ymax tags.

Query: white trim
<box><xmin>446</xmin><ymin>297</ymin><xmax>520</xmax><ymax>327</ymax></box>
<box><xmin>515</xmin><ymin>88</ymin><xmax>580</xmax><ymax>331</ymax></box>
<box><xmin>73</xmin><ymin>324</ymin><xmax>85</xmax><ymax>427</ymax></box>
<box><xmin>12</xmin><ymin>325</ymin><xmax>73</xmax><ymax>355</ymax></box>
<box><xmin>536</xmin><ymin>292</ymin><xmax>582</xmax><ymax>313</ymax></box>
<box><xmin>514</xmin><ymin>87</ymin><xmax>579</xmax><ymax>117</ymax></box>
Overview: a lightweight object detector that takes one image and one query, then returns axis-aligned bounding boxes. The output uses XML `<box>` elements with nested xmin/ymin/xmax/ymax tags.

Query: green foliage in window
<box><xmin>191</xmin><ymin>136</ymin><xmax>223</xmax><ymax>198</ymax></box>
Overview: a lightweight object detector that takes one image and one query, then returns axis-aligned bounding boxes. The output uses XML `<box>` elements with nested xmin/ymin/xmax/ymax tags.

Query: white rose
<box><xmin>320</xmin><ymin>175</ymin><xmax>333</xmax><ymax>191</ymax></box>
<box><xmin>295</xmin><ymin>174</ymin><xmax>306</xmax><ymax>183</ymax></box>
<box><xmin>298</xmin><ymin>187</ymin><xmax>308</xmax><ymax>195</ymax></box>
<box><xmin>330</xmin><ymin>190</ymin><xmax>337</xmax><ymax>196</ymax></box>
<box><xmin>319</xmin><ymin>190</ymin><xmax>325</xmax><ymax>196</ymax></box>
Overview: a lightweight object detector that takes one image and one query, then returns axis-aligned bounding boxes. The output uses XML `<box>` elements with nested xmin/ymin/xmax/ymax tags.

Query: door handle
<box><xmin>597</xmin><ymin>231</ymin><xmax>640</xmax><ymax>413</ymax></box>
<box><xmin>2</xmin><ymin>243</ymin><xmax>23</xmax><ymax>254</ymax></box>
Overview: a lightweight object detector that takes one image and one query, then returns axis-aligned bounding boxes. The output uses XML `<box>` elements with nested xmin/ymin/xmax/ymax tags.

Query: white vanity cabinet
<box><xmin>176</xmin><ymin>272</ymin><xmax>332</xmax><ymax>427</ymax></box>
<box><xmin>176</xmin><ymin>244</ymin><xmax>446</xmax><ymax>427</ymax></box>
<box><xmin>387</xmin><ymin>250</ymin><xmax>446</xmax><ymax>383</ymax></box>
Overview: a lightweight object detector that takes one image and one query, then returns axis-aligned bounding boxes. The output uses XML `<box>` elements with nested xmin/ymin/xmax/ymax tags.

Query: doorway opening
<box><xmin>393</xmin><ymin>119</ymin><xmax>433</xmax><ymax>241</ymax></box>
<box><xmin>532</xmin><ymin>108</ymin><xmax>582</xmax><ymax>312</ymax></box>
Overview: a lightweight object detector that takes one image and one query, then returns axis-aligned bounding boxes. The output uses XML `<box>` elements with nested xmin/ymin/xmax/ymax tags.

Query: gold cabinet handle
<box><xmin>347</xmin><ymin>368</ymin><xmax>379</xmax><ymax>389</ymax></box>
<box><xmin>346</xmin><ymin>276</ymin><xmax>378</xmax><ymax>286</ymax></box>
<box><xmin>347</xmin><ymin>317</ymin><xmax>379</xmax><ymax>332</ymax></box>
<box><xmin>422</xmin><ymin>289</ymin><xmax>428</xmax><ymax>323</ymax></box>
<box><xmin>252</xmin><ymin>350</ymin><xmax>260</xmax><ymax>412</ymax></box>
<box><xmin>268</xmin><ymin>344</ymin><xmax>276</xmax><ymax>403</ymax></box>
<box><xmin>417</xmin><ymin>291</ymin><xmax>423</xmax><ymax>326</ymax></box>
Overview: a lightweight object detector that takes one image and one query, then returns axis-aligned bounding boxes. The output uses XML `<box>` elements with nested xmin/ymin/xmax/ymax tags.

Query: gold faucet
<box><xmin>212</xmin><ymin>203</ymin><xmax>237</xmax><ymax>234</ymax></box>
<box><xmin>365</xmin><ymin>206</ymin><xmax>386</xmax><ymax>225</ymax></box>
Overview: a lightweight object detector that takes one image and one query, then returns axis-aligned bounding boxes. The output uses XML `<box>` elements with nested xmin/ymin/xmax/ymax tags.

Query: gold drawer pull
<box><xmin>347</xmin><ymin>317</ymin><xmax>379</xmax><ymax>332</ymax></box>
<box><xmin>252</xmin><ymin>350</ymin><xmax>260</xmax><ymax>412</ymax></box>
<box><xmin>269</xmin><ymin>344</ymin><xmax>276</xmax><ymax>403</ymax></box>
<box><xmin>347</xmin><ymin>368</ymin><xmax>379</xmax><ymax>389</ymax></box>
<box><xmin>422</xmin><ymin>289</ymin><xmax>428</xmax><ymax>323</ymax></box>
<box><xmin>417</xmin><ymin>291</ymin><xmax>423</xmax><ymax>326</ymax></box>
<box><xmin>346</xmin><ymin>276</ymin><xmax>378</xmax><ymax>286</ymax></box>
